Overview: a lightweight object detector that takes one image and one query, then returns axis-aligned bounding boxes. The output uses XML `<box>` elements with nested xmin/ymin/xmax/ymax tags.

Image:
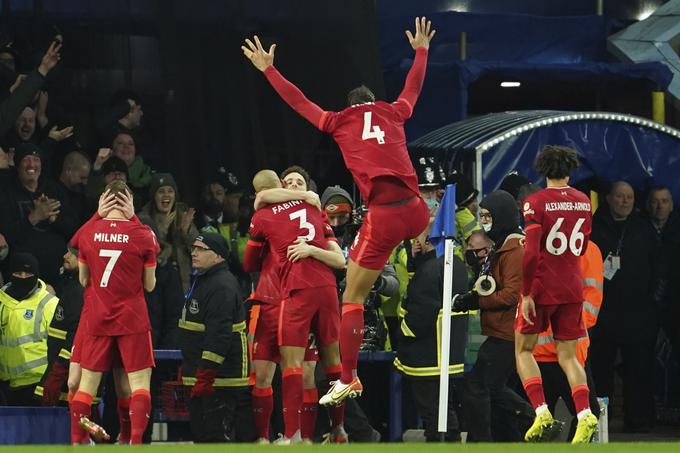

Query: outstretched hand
<box><xmin>241</xmin><ymin>35</ymin><xmax>276</xmax><ymax>72</ymax></box>
<box><xmin>38</xmin><ymin>40</ymin><xmax>62</xmax><ymax>76</ymax></box>
<box><xmin>405</xmin><ymin>16</ymin><xmax>436</xmax><ymax>50</ymax></box>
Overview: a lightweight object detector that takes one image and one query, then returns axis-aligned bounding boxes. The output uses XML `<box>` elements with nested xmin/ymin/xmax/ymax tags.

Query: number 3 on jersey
<box><xmin>99</xmin><ymin>249</ymin><xmax>122</xmax><ymax>287</ymax></box>
<box><xmin>362</xmin><ymin>111</ymin><xmax>385</xmax><ymax>144</ymax></box>
<box><xmin>546</xmin><ymin>217</ymin><xmax>585</xmax><ymax>256</ymax></box>
<box><xmin>289</xmin><ymin>209</ymin><xmax>315</xmax><ymax>241</ymax></box>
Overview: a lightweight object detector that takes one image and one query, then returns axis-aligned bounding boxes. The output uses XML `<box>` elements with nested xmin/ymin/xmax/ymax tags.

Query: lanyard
<box><xmin>184</xmin><ymin>269</ymin><xmax>199</xmax><ymax>302</ymax></box>
<box><xmin>614</xmin><ymin>220</ymin><xmax>628</xmax><ymax>256</ymax></box>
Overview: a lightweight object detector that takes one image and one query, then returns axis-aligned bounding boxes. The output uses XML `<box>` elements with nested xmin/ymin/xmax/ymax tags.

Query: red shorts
<box><xmin>279</xmin><ymin>286</ymin><xmax>340</xmax><ymax>348</ymax></box>
<box><xmin>79</xmin><ymin>331</ymin><xmax>155</xmax><ymax>373</ymax></box>
<box><xmin>515</xmin><ymin>302</ymin><xmax>585</xmax><ymax>341</ymax></box>
<box><xmin>71</xmin><ymin>324</ymin><xmax>84</xmax><ymax>364</ymax></box>
<box><xmin>350</xmin><ymin>196</ymin><xmax>429</xmax><ymax>270</ymax></box>
<box><xmin>253</xmin><ymin>303</ymin><xmax>318</xmax><ymax>362</ymax></box>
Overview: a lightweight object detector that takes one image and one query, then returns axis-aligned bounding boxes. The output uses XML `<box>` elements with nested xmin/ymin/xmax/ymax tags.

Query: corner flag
<box><xmin>429</xmin><ymin>184</ymin><xmax>456</xmax><ymax>257</ymax></box>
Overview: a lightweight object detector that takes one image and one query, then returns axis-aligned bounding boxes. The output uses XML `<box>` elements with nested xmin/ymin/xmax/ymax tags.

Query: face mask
<box><xmin>331</xmin><ymin>224</ymin><xmax>347</xmax><ymax>241</ymax></box>
<box><xmin>7</xmin><ymin>275</ymin><xmax>38</xmax><ymax>300</ymax></box>
<box><xmin>465</xmin><ymin>249</ymin><xmax>480</xmax><ymax>268</ymax></box>
<box><xmin>425</xmin><ymin>198</ymin><xmax>439</xmax><ymax>211</ymax></box>
<box><xmin>482</xmin><ymin>222</ymin><xmax>492</xmax><ymax>233</ymax></box>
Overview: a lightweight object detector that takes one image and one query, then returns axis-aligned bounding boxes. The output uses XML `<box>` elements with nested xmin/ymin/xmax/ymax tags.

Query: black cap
<box><xmin>195</xmin><ymin>233</ymin><xmax>230</xmax><ymax>260</ymax></box>
<box><xmin>209</xmin><ymin>167</ymin><xmax>242</xmax><ymax>194</ymax></box>
<box><xmin>414</xmin><ymin>157</ymin><xmax>446</xmax><ymax>188</ymax></box>
<box><xmin>13</xmin><ymin>142</ymin><xmax>41</xmax><ymax>164</ymax></box>
<box><xmin>10</xmin><ymin>252</ymin><xmax>39</xmax><ymax>276</ymax></box>
<box><xmin>499</xmin><ymin>172</ymin><xmax>531</xmax><ymax>200</ymax></box>
<box><xmin>446</xmin><ymin>171</ymin><xmax>479</xmax><ymax>207</ymax></box>
<box><xmin>101</xmin><ymin>156</ymin><xmax>128</xmax><ymax>178</ymax></box>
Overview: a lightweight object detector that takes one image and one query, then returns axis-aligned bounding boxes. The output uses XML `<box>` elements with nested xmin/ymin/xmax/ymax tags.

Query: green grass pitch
<box><xmin>2</xmin><ymin>443</ymin><xmax>679</xmax><ymax>452</ymax></box>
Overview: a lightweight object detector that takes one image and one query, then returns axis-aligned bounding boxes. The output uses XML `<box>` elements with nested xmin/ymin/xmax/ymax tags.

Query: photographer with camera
<box><xmin>320</xmin><ymin>186</ymin><xmax>399</xmax><ymax>352</ymax></box>
<box><xmin>456</xmin><ymin>190</ymin><xmax>533</xmax><ymax>442</ymax></box>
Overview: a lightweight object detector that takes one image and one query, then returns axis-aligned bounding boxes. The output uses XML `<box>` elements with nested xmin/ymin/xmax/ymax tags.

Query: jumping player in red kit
<box><xmin>244</xmin><ymin>170</ymin><xmax>345</xmax><ymax>443</ymax></box>
<box><xmin>69</xmin><ymin>180</ymin><xmax>159</xmax><ymax>445</ymax></box>
<box><xmin>242</xmin><ymin>17</ymin><xmax>435</xmax><ymax>406</ymax></box>
<box><xmin>515</xmin><ymin>146</ymin><xmax>599</xmax><ymax>443</ymax></box>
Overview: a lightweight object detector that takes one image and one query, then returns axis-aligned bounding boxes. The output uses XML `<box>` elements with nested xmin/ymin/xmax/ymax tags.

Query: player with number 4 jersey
<box><xmin>242</xmin><ymin>17</ymin><xmax>435</xmax><ymax>407</ymax></box>
<box><xmin>515</xmin><ymin>146</ymin><xmax>598</xmax><ymax>444</ymax></box>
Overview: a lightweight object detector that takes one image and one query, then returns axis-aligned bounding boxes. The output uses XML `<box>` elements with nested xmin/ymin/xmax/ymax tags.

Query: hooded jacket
<box><xmin>477</xmin><ymin>190</ymin><xmax>524</xmax><ymax>341</ymax></box>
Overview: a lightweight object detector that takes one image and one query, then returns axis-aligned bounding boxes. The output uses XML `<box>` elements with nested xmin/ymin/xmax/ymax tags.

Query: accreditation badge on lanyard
<box><xmin>604</xmin><ymin>222</ymin><xmax>626</xmax><ymax>280</ymax></box>
<box><xmin>603</xmin><ymin>253</ymin><xmax>621</xmax><ymax>280</ymax></box>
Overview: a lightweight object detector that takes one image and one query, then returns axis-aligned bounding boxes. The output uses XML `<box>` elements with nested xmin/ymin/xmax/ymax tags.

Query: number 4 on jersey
<box><xmin>362</xmin><ymin>111</ymin><xmax>385</xmax><ymax>144</ymax></box>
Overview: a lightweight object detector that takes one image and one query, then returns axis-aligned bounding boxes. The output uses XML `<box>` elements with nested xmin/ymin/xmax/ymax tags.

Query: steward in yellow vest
<box><xmin>0</xmin><ymin>253</ymin><xmax>58</xmax><ymax>404</ymax></box>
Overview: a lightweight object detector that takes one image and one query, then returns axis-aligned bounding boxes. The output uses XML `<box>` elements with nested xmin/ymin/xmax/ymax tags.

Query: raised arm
<box><xmin>242</xmin><ymin>35</ymin><xmax>327</xmax><ymax>129</ymax></box>
<box><xmin>254</xmin><ymin>188</ymin><xmax>320</xmax><ymax>211</ymax></box>
<box><xmin>396</xmin><ymin>17</ymin><xmax>436</xmax><ymax>115</ymax></box>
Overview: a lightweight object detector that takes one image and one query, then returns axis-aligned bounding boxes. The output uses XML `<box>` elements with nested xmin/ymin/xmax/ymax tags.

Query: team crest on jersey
<box><xmin>523</xmin><ymin>202</ymin><xmax>535</xmax><ymax>216</ymax></box>
<box><xmin>189</xmin><ymin>299</ymin><xmax>199</xmax><ymax>315</ymax></box>
<box><xmin>24</xmin><ymin>309</ymin><xmax>34</xmax><ymax>320</ymax></box>
<box><xmin>55</xmin><ymin>306</ymin><xmax>64</xmax><ymax>321</ymax></box>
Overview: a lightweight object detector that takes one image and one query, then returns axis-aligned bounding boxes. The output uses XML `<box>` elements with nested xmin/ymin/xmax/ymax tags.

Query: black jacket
<box><xmin>35</xmin><ymin>271</ymin><xmax>84</xmax><ymax>403</ymax></box>
<box><xmin>179</xmin><ymin>261</ymin><xmax>248</xmax><ymax>387</ymax></box>
<box><xmin>590</xmin><ymin>209</ymin><xmax>661</xmax><ymax>343</ymax></box>
<box><xmin>395</xmin><ymin>251</ymin><xmax>469</xmax><ymax>378</ymax></box>
<box><xmin>0</xmin><ymin>170</ymin><xmax>79</xmax><ymax>285</ymax></box>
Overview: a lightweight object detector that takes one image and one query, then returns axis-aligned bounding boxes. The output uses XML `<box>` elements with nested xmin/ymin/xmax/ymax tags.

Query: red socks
<box><xmin>340</xmin><ymin>303</ymin><xmax>364</xmax><ymax>383</ymax></box>
<box><xmin>571</xmin><ymin>384</ymin><xmax>591</xmax><ymax>414</ymax></box>
<box><xmin>129</xmin><ymin>389</ymin><xmax>151</xmax><ymax>444</ymax></box>
<box><xmin>282</xmin><ymin>367</ymin><xmax>303</xmax><ymax>438</ymax></box>
<box><xmin>325</xmin><ymin>365</ymin><xmax>345</xmax><ymax>429</ymax></box>
<box><xmin>252</xmin><ymin>386</ymin><xmax>274</xmax><ymax>440</ymax></box>
<box><xmin>301</xmin><ymin>388</ymin><xmax>318</xmax><ymax>440</ymax></box>
<box><xmin>117</xmin><ymin>397</ymin><xmax>131</xmax><ymax>443</ymax></box>
<box><xmin>522</xmin><ymin>377</ymin><xmax>547</xmax><ymax>410</ymax></box>
<box><xmin>69</xmin><ymin>391</ymin><xmax>93</xmax><ymax>444</ymax></box>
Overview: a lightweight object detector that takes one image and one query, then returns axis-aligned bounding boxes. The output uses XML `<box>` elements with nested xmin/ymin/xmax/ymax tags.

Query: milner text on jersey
<box><xmin>94</xmin><ymin>232</ymin><xmax>130</xmax><ymax>243</ymax></box>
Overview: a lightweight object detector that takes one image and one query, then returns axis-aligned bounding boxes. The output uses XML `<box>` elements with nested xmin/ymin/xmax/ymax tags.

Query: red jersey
<box><xmin>249</xmin><ymin>200</ymin><xmax>336</xmax><ymax>297</ymax></box>
<box><xmin>318</xmin><ymin>100</ymin><xmax>419</xmax><ymax>203</ymax></box>
<box><xmin>253</xmin><ymin>246</ymin><xmax>283</xmax><ymax>306</ymax></box>
<box><xmin>77</xmin><ymin>217</ymin><xmax>159</xmax><ymax>335</ymax></box>
<box><xmin>264</xmin><ymin>47</ymin><xmax>429</xmax><ymax>204</ymax></box>
<box><xmin>522</xmin><ymin>186</ymin><xmax>592</xmax><ymax>305</ymax></box>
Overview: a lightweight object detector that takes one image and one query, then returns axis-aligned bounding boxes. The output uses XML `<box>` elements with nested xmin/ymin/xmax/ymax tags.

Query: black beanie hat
<box><xmin>10</xmin><ymin>252</ymin><xmax>39</xmax><ymax>276</ymax></box>
<box><xmin>195</xmin><ymin>233</ymin><xmax>230</xmax><ymax>260</ymax></box>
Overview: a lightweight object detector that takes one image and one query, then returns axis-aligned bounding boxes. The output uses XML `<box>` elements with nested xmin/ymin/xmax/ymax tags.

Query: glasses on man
<box><xmin>468</xmin><ymin>247</ymin><xmax>489</xmax><ymax>257</ymax></box>
<box><xmin>191</xmin><ymin>245</ymin><xmax>211</xmax><ymax>253</ymax></box>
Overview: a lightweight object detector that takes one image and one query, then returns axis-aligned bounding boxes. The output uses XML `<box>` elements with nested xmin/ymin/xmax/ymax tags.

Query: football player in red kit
<box><xmin>69</xmin><ymin>180</ymin><xmax>159</xmax><ymax>445</ymax></box>
<box><xmin>246</xmin><ymin>166</ymin><xmax>346</xmax><ymax>443</ymax></box>
<box><xmin>515</xmin><ymin>146</ymin><xmax>598</xmax><ymax>443</ymax></box>
<box><xmin>242</xmin><ymin>17</ymin><xmax>435</xmax><ymax>406</ymax></box>
<box><xmin>244</xmin><ymin>170</ymin><xmax>344</xmax><ymax>443</ymax></box>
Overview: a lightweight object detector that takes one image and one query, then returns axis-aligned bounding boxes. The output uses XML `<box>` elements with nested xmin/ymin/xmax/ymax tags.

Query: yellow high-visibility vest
<box><xmin>0</xmin><ymin>280</ymin><xmax>58</xmax><ymax>388</ymax></box>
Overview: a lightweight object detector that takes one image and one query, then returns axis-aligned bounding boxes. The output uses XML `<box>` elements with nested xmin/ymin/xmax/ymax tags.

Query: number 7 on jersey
<box><xmin>99</xmin><ymin>249</ymin><xmax>122</xmax><ymax>287</ymax></box>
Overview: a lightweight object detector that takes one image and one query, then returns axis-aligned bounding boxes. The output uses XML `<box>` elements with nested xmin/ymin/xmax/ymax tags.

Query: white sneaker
<box><xmin>256</xmin><ymin>437</ymin><xmax>270</xmax><ymax>444</ymax></box>
<box><xmin>273</xmin><ymin>431</ymin><xmax>302</xmax><ymax>445</ymax></box>
<box><xmin>319</xmin><ymin>377</ymin><xmax>363</xmax><ymax>406</ymax></box>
